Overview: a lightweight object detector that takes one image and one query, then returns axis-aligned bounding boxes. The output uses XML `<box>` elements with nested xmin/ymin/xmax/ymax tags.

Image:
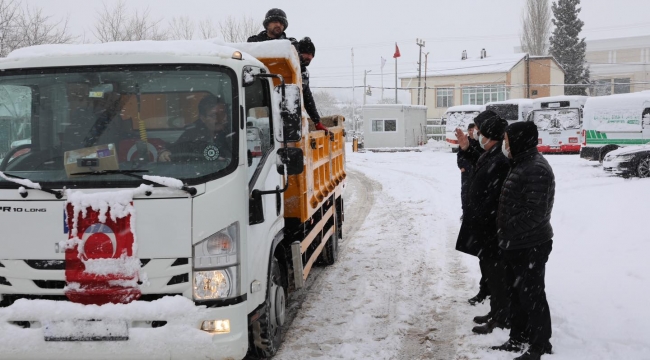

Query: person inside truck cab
<box><xmin>158</xmin><ymin>95</ymin><xmax>232</xmax><ymax>163</ymax></box>
<box><xmin>247</xmin><ymin>8</ymin><xmax>297</xmax><ymax>44</ymax></box>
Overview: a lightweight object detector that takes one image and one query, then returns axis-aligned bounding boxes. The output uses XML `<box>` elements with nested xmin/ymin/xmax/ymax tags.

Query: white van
<box><xmin>581</xmin><ymin>93</ymin><xmax>650</xmax><ymax>161</ymax></box>
<box><xmin>443</xmin><ymin>105</ymin><xmax>484</xmax><ymax>152</ymax></box>
<box><xmin>529</xmin><ymin>95</ymin><xmax>588</xmax><ymax>154</ymax></box>
<box><xmin>486</xmin><ymin>99</ymin><xmax>534</xmax><ymax>125</ymax></box>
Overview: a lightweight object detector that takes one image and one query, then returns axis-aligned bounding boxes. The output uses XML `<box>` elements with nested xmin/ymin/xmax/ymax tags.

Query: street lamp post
<box><xmin>416</xmin><ymin>38</ymin><xmax>426</xmax><ymax>105</ymax></box>
<box><xmin>363</xmin><ymin>70</ymin><xmax>372</xmax><ymax>106</ymax></box>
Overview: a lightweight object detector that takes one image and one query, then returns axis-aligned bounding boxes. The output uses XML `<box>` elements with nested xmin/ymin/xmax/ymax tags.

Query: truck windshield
<box><xmin>446</xmin><ymin>111</ymin><xmax>480</xmax><ymax>129</ymax></box>
<box><xmin>0</xmin><ymin>64</ymin><xmax>238</xmax><ymax>188</ymax></box>
<box><xmin>487</xmin><ymin>104</ymin><xmax>519</xmax><ymax>121</ymax></box>
<box><xmin>532</xmin><ymin>108</ymin><xmax>580</xmax><ymax>130</ymax></box>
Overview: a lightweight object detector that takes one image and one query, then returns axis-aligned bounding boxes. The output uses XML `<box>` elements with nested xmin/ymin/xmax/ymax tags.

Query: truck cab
<box><xmin>0</xmin><ymin>39</ymin><xmax>345</xmax><ymax>359</ymax></box>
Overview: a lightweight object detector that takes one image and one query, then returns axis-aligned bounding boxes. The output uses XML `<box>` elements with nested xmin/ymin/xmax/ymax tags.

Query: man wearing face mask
<box><xmin>455</xmin><ymin>112</ymin><xmax>488</xmax><ymax>306</ymax></box>
<box><xmin>455</xmin><ymin>110</ymin><xmax>511</xmax><ymax>335</ymax></box>
<box><xmin>491</xmin><ymin>121</ymin><xmax>555</xmax><ymax>360</ymax></box>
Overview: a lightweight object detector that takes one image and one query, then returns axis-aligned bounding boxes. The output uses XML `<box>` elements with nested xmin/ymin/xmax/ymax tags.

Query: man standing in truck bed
<box><xmin>248</xmin><ymin>9</ymin><xmax>328</xmax><ymax>132</ymax></box>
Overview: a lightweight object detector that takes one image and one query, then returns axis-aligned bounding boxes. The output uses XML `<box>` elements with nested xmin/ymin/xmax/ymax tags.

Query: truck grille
<box><xmin>24</xmin><ymin>260</ymin><xmax>65</xmax><ymax>270</ymax></box>
<box><xmin>32</xmin><ymin>280</ymin><xmax>66</xmax><ymax>289</ymax></box>
<box><xmin>0</xmin><ymin>276</ymin><xmax>11</xmax><ymax>286</ymax></box>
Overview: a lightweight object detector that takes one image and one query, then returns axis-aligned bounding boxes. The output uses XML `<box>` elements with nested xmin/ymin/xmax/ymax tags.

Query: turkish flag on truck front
<box><xmin>64</xmin><ymin>203</ymin><xmax>141</xmax><ymax>305</ymax></box>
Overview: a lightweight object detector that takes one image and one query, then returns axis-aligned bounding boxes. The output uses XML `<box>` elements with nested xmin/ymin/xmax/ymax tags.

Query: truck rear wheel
<box><xmin>319</xmin><ymin>212</ymin><xmax>339</xmax><ymax>266</ymax></box>
<box><xmin>249</xmin><ymin>257</ymin><xmax>286</xmax><ymax>359</ymax></box>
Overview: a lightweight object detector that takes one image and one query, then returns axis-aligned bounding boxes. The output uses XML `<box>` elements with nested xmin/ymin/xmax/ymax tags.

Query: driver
<box><xmin>158</xmin><ymin>95</ymin><xmax>232</xmax><ymax>163</ymax></box>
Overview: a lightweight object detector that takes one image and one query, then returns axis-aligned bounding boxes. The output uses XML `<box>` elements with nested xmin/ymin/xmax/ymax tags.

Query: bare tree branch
<box><xmin>520</xmin><ymin>0</ymin><xmax>552</xmax><ymax>55</ymax></box>
<box><xmin>93</xmin><ymin>0</ymin><xmax>167</xmax><ymax>42</ymax></box>
<box><xmin>198</xmin><ymin>18</ymin><xmax>218</xmax><ymax>39</ymax></box>
<box><xmin>0</xmin><ymin>0</ymin><xmax>21</xmax><ymax>57</ymax></box>
<box><xmin>169</xmin><ymin>16</ymin><xmax>194</xmax><ymax>40</ymax></box>
<box><xmin>15</xmin><ymin>5</ymin><xmax>75</xmax><ymax>47</ymax></box>
<box><xmin>218</xmin><ymin>15</ymin><xmax>262</xmax><ymax>43</ymax></box>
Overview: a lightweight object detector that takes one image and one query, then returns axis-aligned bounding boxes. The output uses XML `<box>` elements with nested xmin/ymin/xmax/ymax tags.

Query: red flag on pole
<box><xmin>393</xmin><ymin>43</ymin><xmax>401</xmax><ymax>58</ymax></box>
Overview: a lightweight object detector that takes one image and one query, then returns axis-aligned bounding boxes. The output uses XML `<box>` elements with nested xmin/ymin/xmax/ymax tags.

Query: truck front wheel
<box><xmin>249</xmin><ymin>257</ymin><xmax>286</xmax><ymax>358</ymax></box>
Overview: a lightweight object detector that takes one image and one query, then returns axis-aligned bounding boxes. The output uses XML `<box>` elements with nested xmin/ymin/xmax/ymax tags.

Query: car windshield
<box><xmin>0</xmin><ymin>65</ymin><xmax>238</xmax><ymax>188</ymax></box>
<box><xmin>532</xmin><ymin>108</ymin><xmax>581</xmax><ymax>130</ymax></box>
<box><xmin>446</xmin><ymin>111</ymin><xmax>480</xmax><ymax>129</ymax></box>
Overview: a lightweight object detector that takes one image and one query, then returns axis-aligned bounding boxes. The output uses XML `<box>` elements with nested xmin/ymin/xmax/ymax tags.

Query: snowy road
<box><xmin>275</xmin><ymin>144</ymin><xmax>650</xmax><ymax>360</ymax></box>
<box><xmin>276</xmin><ymin>149</ymin><xmax>480</xmax><ymax>360</ymax></box>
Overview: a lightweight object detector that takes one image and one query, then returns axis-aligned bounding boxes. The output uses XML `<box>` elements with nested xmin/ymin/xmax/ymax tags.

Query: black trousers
<box><xmin>479</xmin><ymin>255</ymin><xmax>509</xmax><ymax>323</ymax></box>
<box><xmin>478</xmin><ymin>260</ymin><xmax>491</xmax><ymax>296</ymax></box>
<box><xmin>503</xmin><ymin>240</ymin><xmax>553</xmax><ymax>352</ymax></box>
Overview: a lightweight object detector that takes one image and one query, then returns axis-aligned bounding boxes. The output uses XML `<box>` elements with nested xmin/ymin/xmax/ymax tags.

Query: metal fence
<box><xmin>426</xmin><ymin>125</ymin><xmax>446</xmax><ymax>141</ymax></box>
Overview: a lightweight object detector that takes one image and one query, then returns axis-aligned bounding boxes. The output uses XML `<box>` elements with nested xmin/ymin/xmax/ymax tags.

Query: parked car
<box><xmin>602</xmin><ymin>145</ymin><xmax>650</xmax><ymax>178</ymax></box>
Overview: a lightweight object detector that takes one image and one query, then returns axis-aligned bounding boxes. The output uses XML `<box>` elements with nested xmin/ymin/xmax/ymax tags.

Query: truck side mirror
<box><xmin>277</xmin><ymin>147</ymin><xmax>304</xmax><ymax>175</ymax></box>
<box><xmin>274</xmin><ymin>85</ymin><xmax>302</xmax><ymax>142</ymax></box>
<box><xmin>243</xmin><ymin>66</ymin><xmax>262</xmax><ymax>87</ymax></box>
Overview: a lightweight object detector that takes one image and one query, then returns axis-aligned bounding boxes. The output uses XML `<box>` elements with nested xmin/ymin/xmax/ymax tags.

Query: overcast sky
<box><xmin>26</xmin><ymin>0</ymin><xmax>650</xmax><ymax>103</ymax></box>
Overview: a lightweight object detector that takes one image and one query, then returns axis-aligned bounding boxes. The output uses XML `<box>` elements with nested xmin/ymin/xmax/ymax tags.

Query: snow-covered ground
<box><xmin>276</xmin><ymin>144</ymin><xmax>650</xmax><ymax>360</ymax></box>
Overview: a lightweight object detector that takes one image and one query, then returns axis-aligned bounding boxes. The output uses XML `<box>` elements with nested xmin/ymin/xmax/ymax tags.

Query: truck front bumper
<box><xmin>0</xmin><ymin>296</ymin><xmax>249</xmax><ymax>360</ymax></box>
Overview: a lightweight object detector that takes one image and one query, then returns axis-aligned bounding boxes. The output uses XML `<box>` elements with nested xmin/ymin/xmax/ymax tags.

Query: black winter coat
<box><xmin>455</xmin><ymin>141</ymin><xmax>510</xmax><ymax>258</ymax></box>
<box><xmin>300</xmin><ymin>65</ymin><xmax>320</xmax><ymax>124</ymax></box>
<box><xmin>247</xmin><ymin>31</ymin><xmax>297</xmax><ymax>45</ymax></box>
<box><xmin>498</xmin><ymin>147</ymin><xmax>555</xmax><ymax>250</ymax></box>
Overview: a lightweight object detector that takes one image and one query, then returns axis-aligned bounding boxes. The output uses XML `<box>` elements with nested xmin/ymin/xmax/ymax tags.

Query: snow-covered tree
<box><xmin>520</xmin><ymin>0</ymin><xmax>552</xmax><ymax>56</ymax></box>
<box><xmin>549</xmin><ymin>0</ymin><xmax>589</xmax><ymax>95</ymax></box>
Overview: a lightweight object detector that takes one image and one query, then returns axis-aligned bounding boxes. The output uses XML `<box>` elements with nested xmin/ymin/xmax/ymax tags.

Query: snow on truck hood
<box><xmin>0</xmin><ymin>39</ymin><xmax>300</xmax><ymax>73</ymax></box>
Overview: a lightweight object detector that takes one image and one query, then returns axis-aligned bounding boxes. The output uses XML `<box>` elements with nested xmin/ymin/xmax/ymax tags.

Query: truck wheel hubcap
<box><xmin>272</xmin><ymin>283</ymin><xmax>286</xmax><ymax>327</ymax></box>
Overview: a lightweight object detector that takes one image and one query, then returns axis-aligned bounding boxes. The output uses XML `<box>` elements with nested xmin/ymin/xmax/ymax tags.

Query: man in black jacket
<box><xmin>456</xmin><ymin>113</ymin><xmax>511</xmax><ymax>335</ymax></box>
<box><xmin>492</xmin><ymin>121</ymin><xmax>555</xmax><ymax>360</ymax></box>
<box><xmin>458</xmin><ymin>123</ymin><xmax>477</xmax><ymax>214</ymax></box>
<box><xmin>455</xmin><ymin>111</ymin><xmax>488</xmax><ymax>306</ymax></box>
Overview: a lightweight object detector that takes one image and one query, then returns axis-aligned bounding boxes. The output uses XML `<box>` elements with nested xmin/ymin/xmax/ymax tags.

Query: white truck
<box><xmin>0</xmin><ymin>39</ymin><xmax>346</xmax><ymax>359</ymax></box>
<box><xmin>528</xmin><ymin>95</ymin><xmax>588</xmax><ymax>154</ymax></box>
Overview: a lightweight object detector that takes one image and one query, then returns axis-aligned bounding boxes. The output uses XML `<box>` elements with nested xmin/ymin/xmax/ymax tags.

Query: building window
<box><xmin>436</xmin><ymin>88</ymin><xmax>454</xmax><ymax>108</ymax></box>
<box><xmin>591</xmin><ymin>79</ymin><xmax>612</xmax><ymax>96</ymax></box>
<box><xmin>371</xmin><ymin>119</ymin><xmax>397</xmax><ymax>132</ymax></box>
<box><xmin>614</xmin><ymin>78</ymin><xmax>631</xmax><ymax>94</ymax></box>
<box><xmin>462</xmin><ymin>85</ymin><xmax>506</xmax><ymax>105</ymax></box>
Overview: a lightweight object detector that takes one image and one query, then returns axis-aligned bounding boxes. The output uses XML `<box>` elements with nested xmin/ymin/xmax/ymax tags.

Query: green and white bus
<box><xmin>581</xmin><ymin>92</ymin><xmax>650</xmax><ymax>161</ymax></box>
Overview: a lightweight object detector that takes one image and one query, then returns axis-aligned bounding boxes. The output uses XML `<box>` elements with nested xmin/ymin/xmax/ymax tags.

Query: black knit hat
<box><xmin>298</xmin><ymin>37</ymin><xmax>316</xmax><ymax>56</ymax></box>
<box><xmin>480</xmin><ymin>116</ymin><xmax>508</xmax><ymax>141</ymax></box>
<box><xmin>473</xmin><ymin>110</ymin><xmax>499</xmax><ymax>132</ymax></box>
<box><xmin>263</xmin><ymin>8</ymin><xmax>288</xmax><ymax>30</ymax></box>
<box><xmin>506</xmin><ymin>121</ymin><xmax>539</xmax><ymax>157</ymax></box>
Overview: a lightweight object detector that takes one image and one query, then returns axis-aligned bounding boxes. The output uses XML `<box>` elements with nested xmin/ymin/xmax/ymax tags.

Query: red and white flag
<box><xmin>393</xmin><ymin>43</ymin><xmax>401</xmax><ymax>59</ymax></box>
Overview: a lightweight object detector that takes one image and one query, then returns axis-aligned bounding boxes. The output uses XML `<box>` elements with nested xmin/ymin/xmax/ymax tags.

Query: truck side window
<box><xmin>245</xmin><ymin>77</ymin><xmax>273</xmax><ymax>162</ymax></box>
<box><xmin>643</xmin><ymin>108</ymin><xmax>650</xmax><ymax>127</ymax></box>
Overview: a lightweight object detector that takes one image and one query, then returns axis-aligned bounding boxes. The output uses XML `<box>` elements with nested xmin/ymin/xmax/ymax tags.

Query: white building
<box><xmin>362</xmin><ymin>105</ymin><xmax>427</xmax><ymax>148</ymax></box>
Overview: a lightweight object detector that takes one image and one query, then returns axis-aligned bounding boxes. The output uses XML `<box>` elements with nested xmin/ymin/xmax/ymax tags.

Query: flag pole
<box><xmin>381</xmin><ymin>57</ymin><xmax>385</xmax><ymax>100</ymax></box>
<box><xmin>394</xmin><ymin>52</ymin><xmax>398</xmax><ymax>104</ymax></box>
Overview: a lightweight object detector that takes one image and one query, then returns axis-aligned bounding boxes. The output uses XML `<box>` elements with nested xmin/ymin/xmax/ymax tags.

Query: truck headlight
<box><xmin>193</xmin><ymin>222</ymin><xmax>240</xmax><ymax>300</ymax></box>
<box><xmin>193</xmin><ymin>268</ymin><xmax>234</xmax><ymax>300</ymax></box>
<box><xmin>194</xmin><ymin>222</ymin><xmax>239</xmax><ymax>269</ymax></box>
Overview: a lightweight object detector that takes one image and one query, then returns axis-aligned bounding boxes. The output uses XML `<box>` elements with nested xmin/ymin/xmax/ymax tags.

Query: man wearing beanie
<box><xmin>492</xmin><ymin>121</ymin><xmax>555</xmax><ymax>360</ymax></box>
<box><xmin>296</xmin><ymin>37</ymin><xmax>327</xmax><ymax>132</ymax></box>
<box><xmin>455</xmin><ymin>111</ymin><xmax>511</xmax><ymax>335</ymax></box>
<box><xmin>248</xmin><ymin>8</ymin><xmax>297</xmax><ymax>43</ymax></box>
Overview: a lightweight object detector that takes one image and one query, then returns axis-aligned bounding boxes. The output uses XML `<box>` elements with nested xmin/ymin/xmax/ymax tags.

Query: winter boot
<box><xmin>473</xmin><ymin>313</ymin><xmax>492</xmax><ymax>324</ymax></box>
<box><xmin>490</xmin><ymin>338</ymin><xmax>526</xmax><ymax>353</ymax></box>
<box><xmin>467</xmin><ymin>291</ymin><xmax>488</xmax><ymax>306</ymax></box>
<box><xmin>514</xmin><ymin>350</ymin><xmax>542</xmax><ymax>360</ymax></box>
<box><xmin>472</xmin><ymin>319</ymin><xmax>507</xmax><ymax>335</ymax></box>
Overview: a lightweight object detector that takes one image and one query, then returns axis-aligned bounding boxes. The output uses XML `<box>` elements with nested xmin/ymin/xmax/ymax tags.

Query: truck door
<box><xmin>245</xmin><ymin>74</ymin><xmax>283</xmax><ymax>308</ymax></box>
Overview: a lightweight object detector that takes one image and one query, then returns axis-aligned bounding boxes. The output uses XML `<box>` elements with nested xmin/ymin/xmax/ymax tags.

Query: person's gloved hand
<box><xmin>315</xmin><ymin>122</ymin><xmax>328</xmax><ymax>133</ymax></box>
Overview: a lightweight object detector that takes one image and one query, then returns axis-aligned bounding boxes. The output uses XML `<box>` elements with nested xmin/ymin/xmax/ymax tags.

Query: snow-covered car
<box><xmin>602</xmin><ymin>145</ymin><xmax>650</xmax><ymax>177</ymax></box>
